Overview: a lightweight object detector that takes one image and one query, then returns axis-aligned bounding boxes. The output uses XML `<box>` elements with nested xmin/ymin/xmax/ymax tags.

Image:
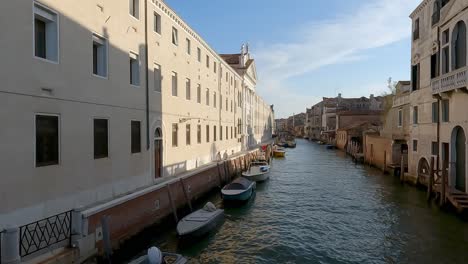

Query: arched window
<box><xmin>154</xmin><ymin>127</ymin><xmax>162</xmax><ymax>139</ymax></box>
<box><xmin>452</xmin><ymin>21</ymin><xmax>467</xmax><ymax>70</ymax></box>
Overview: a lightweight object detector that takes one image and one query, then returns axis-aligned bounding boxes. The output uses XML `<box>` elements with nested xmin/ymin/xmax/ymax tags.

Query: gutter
<box><xmin>144</xmin><ymin>0</ymin><xmax>150</xmax><ymax>150</ymax></box>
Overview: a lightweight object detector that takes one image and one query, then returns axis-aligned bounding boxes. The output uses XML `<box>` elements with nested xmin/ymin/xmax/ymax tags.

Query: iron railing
<box><xmin>19</xmin><ymin>210</ymin><xmax>72</xmax><ymax>257</ymax></box>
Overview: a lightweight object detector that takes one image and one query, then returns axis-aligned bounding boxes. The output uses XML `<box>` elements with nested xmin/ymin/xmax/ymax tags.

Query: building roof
<box><xmin>337</xmin><ymin>121</ymin><xmax>380</xmax><ymax>132</ymax></box>
<box><xmin>336</xmin><ymin>110</ymin><xmax>383</xmax><ymax>116</ymax></box>
<box><xmin>220</xmin><ymin>54</ymin><xmax>240</xmax><ymax>65</ymax></box>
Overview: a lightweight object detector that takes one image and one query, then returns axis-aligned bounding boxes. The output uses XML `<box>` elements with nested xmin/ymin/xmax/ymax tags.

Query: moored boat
<box><xmin>176</xmin><ymin>202</ymin><xmax>224</xmax><ymax>238</ymax></box>
<box><xmin>273</xmin><ymin>148</ymin><xmax>286</xmax><ymax>158</ymax></box>
<box><xmin>325</xmin><ymin>144</ymin><xmax>335</xmax><ymax>150</ymax></box>
<box><xmin>221</xmin><ymin>177</ymin><xmax>256</xmax><ymax>202</ymax></box>
<box><xmin>286</xmin><ymin>141</ymin><xmax>296</xmax><ymax>148</ymax></box>
<box><xmin>242</xmin><ymin>161</ymin><xmax>270</xmax><ymax>182</ymax></box>
<box><xmin>129</xmin><ymin>246</ymin><xmax>187</xmax><ymax>264</ymax></box>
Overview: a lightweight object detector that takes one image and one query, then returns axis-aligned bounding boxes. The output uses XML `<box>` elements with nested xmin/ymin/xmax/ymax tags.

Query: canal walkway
<box><xmin>123</xmin><ymin>139</ymin><xmax>468</xmax><ymax>264</ymax></box>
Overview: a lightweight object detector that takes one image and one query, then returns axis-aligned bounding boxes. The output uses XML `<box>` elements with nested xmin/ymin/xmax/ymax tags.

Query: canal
<box><xmin>123</xmin><ymin>139</ymin><xmax>468</xmax><ymax>263</ymax></box>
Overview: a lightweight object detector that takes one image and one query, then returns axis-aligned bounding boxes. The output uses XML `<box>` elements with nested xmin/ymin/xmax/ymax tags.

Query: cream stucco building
<box><xmin>409</xmin><ymin>0</ymin><xmax>468</xmax><ymax>192</ymax></box>
<box><xmin>0</xmin><ymin>0</ymin><xmax>274</xmax><ymax>243</ymax></box>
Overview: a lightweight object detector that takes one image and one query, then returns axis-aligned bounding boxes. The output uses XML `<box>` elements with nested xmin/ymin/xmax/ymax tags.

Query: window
<box><xmin>442</xmin><ymin>30</ymin><xmax>450</xmax><ymax>74</ymax></box>
<box><xmin>452</xmin><ymin>21</ymin><xmax>467</xmax><ymax>70</ymax></box>
<box><xmin>213</xmin><ymin>92</ymin><xmax>217</xmax><ymax>108</ymax></box>
<box><xmin>130</xmin><ymin>52</ymin><xmax>140</xmax><ymax>86</ymax></box>
<box><xmin>442</xmin><ymin>100</ymin><xmax>449</xmax><ymax>122</ymax></box>
<box><xmin>413</xmin><ymin>106</ymin><xmax>418</xmax><ymax>125</ymax></box>
<box><xmin>432</xmin><ymin>142</ymin><xmax>439</xmax><ymax>156</ymax></box>
<box><xmin>154</xmin><ymin>64</ymin><xmax>161</xmax><ymax>92</ymax></box>
<box><xmin>220</xmin><ymin>126</ymin><xmax>223</xmax><ymax>140</ymax></box>
<box><xmin>34</xmin><ymin>3</ymin><xmax>58</xmax><ymax>62</ymax></box>
<box><xmin>398</xmin><ymin>109</ymin><xmax>403</xmax><ymax>127</ymax></box>
<box><xmin>413</xmin><ymin>140</ymin><xmax>418</xmax><ymax>152</ymax></box>
<box><xmin>172</xmin><ymin>27</ymin><xmax>178</xmax><ymax>46</ymax></box>
<box><xmin>154</xmin><ymin>12</ymin><xmax>161</xmax><ymax>34</ymax></box>
<box><xmin>413</xmin><ymin>18</ymin><xmax>420</xmax><ymax>40</ymax></box>
<box><xmin>94</xmin><ymin>119</ymin><xmax>108</xmax><ymax>159</ymax></box>
<box><xmin>129</xmin><ymin>0</ymin><xmax>139</xmax><ymax>18</ymax></box>
<box><xmin>431</xmin><ymin>102</ymin><xmax>439</xmax><ymax>123</ymax></box>
<box><xmin>431</xmin><ymin>52</ymin><xmax>439</xmax><ymax>79</ymax></box>
<box><xmin>186</xmin><ymin>38</ymin><xmax>191</xmax><ymax>54</ymax></box>
<box><xmin>231</xmin><ymin>127</ymin><xmax>233</xmax><ymax>139</ymax></box>
<box><xmin>226</xmin><ymin>72</ymin><xmax>228</xmax><ymax>82</ymax></box>
<box><xmin>36</xmin><ymin>115</ymin><xmax>59</xmax><ymax>167</ymax></box>
<box><xmin>206</xmin><ymin>125</ymin><xmax>210</xmax><ymax>142</ymax></box>
<box><xmin>186</xmin><ymin>78</ymin><xmax>191</xmax><ymax>100</ymax></box>
<box><xmin>220</xmin><ymin>95</ymin><xmax>223</xmax><ymax>109</ymax></box>
<box><xmin>197</xmin><ymin>84</ymin><xmax>201</xmax><ymax>103</ymax></box>
<box><xmin>197</xmin><ymin>125</ymin><xmax>201</xmax><ymax>144</ymax></box>
<box><xmin>226</xmin><ymin>99</ymin><xmax>228</xmax><ymax>111</ymax></box>
<box><xmin>131</xmin><ymin>121</ymin><xmax>141</xmax><ymax>153</ymax></box>
<box><xmin>172</xmin><ymin>123</ymin><xmax>178</xmax><ymax>147</ymax></box>
<box><xmin>197</xmin><ymin>48</ymin><xmax>201</xmax><ymax>62</ymax></box>
<box><xmin>432</xmin><ymin>1</ymin><xmax>440</xmax><ymax>26</ymax></box>
<box><xmin>206</xmin><ymin>89</ymin><xmax>210</xmax><ymax>105</ymax></box>
<box><xmin>411</xmin><ymin>64</ymin><xmax>420</xmax><ymax>91</ymax></box>
<box><xmin>93</xmin><ymin>34</ymin><xmax>107</xmax><ymax>77</ymax></box>
<box><xmin>206</xmin><ymin>55</ymin><xmax>210</xmax><ymax>68</ymax></box>
<box><xmin>186</xmin><ymin>124</ymin><xmax>191</xmax><ymax>145</ymax></box>
<box><xmin>226</xmin><ymin>126</ymin><xmax>228</xmax><ymax>140</ymax></box>
<box><xmin>214</xmin><ymin>126</ymin><xmax>217</xmax><ymax>141</ymax></box>
<box><xmin>214</xmin><ymin>62</ymin><xmax>217</xmax><ymax>73</ymax></box>
<box><xmin>172</xmin><ymin>72</ymin><xmax>178</xmax><ymax>96</ymax></box>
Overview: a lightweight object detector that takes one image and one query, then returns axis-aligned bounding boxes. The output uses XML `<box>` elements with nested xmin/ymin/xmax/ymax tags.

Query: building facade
<box><xmin>409</xmin><ymin>0</ymin><xmax>468</xmax><ymax>190</ymax></box>
<box><xmin>0</xmin><ymin>0</ymin><xmax>273</xmax><ymax>244</ymax></box>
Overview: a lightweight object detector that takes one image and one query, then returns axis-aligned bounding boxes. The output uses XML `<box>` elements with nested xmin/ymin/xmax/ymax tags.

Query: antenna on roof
<box><xmin>246</xmin><ymin>43</ymin><xmax>249</xmax><ymax>54</ymax></box>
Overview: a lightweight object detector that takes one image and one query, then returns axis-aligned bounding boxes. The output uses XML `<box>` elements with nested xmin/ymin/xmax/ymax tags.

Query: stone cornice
<box><xmin>410</xmin><ymin>0</ymin><xmax>431</xmax><ymax>19</ymax></box>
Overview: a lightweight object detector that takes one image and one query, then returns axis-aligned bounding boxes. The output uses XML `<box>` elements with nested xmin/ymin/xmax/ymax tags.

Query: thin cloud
<box><xmin>253</xmin><ymin>0</ymin><xmax>419</xmax><ymax>118</ymax></box>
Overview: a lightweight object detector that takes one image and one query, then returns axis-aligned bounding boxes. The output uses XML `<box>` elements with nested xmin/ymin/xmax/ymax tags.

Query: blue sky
<box><xmin>165</xmin><ymin>0</ymin><xmax>420</xmax><ymax>118</ymax></box>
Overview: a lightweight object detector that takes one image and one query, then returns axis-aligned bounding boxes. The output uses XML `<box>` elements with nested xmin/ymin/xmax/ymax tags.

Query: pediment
<box><xmin>245</xmin><ymin>59</ymin><xmax>258</xmax><ymax>83</ymax></box>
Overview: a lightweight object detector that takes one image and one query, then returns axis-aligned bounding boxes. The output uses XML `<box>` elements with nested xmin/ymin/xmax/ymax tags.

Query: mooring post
<box><xmin>400</xmin><ymin>154</ymin><xmax>404</xmax><ymax>183</ymax></box>
<box><xmin>180</xmin><ymin>178</ymin><xmax>193</xmax><ymax>212</ymax></box>
<box><xmin>101</xmin><ymin>215</ymin><xmax>112</xmax><ymax>261</ymax></box>
<box><xmin>226</xmin><ymin>160</ymin><xmax>232</xmax><ymax>181</ymax></box>
<box><xmin>440</xmin><ymin>161</ymin><xmax>447</xmax><ymax>207</ymax></box>
<box><xmin>166</xmin><ymin>184</ymin><xmax>178</xmax><ymax>223</ymax></box>
<box><xmin>427</xmin><ymin>156</ymin><xmax>434</xmax><ymax>201</ymax></box>
<box><xmin>216</xmin><ymin>162</ymin><xmax>223</xmax><ymax>187</ymax></box>
<box><xmin>1</xmin><ymin>226</ymin><xmax>20</xmax><ymax>264</ymax></box>
<box><xmin>383</xmin><ymin>151</ymin><xmax>387</xmax><ymax>173</ymax></box>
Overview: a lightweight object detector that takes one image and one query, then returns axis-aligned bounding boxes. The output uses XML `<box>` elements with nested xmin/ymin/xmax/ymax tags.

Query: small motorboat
<box><xmin>242</xmin><ymin>161</ymin><xmax>270</xmax><ymax>182</ymax></box>
<box><xmin>273</xmin><ymin>148</ymin><xmax>286</xmax><ymax>158</ymax></box>
<box><xmin>129</xmin><ymin>246</ymin><xmax>187</xmax><ymax>264</ymax></box>
<box><xmin>286</xmin><ymin>141</ymin><xmax>296</xmax><ymax>148</ymax></box>
<box><xmin>325</xmin><ymin>145</ymin><xmax>335</xmax><ymax>150</ymax></box>
<box><xmin>176</xmin><ymin>202</ymin><xmax>224</xmax><ymax>238</ymax></box>
<box><xmin>221</xmin><ymin>177</ymin><xmax>256</xmax><ymax>202</ymax></box>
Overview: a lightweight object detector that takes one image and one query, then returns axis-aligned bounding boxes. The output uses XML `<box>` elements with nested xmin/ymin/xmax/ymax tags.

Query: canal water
<box><xmin>124</xmin><ymin>139</ymin><xmax>468</xmax><ymax>264</ymax></box>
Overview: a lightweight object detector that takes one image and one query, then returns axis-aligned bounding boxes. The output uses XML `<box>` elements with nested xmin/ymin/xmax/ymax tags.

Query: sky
<box><xmin>165</xmin><ymin>0</ymin><xmax>421</xmax><ymax>118</ymax></box>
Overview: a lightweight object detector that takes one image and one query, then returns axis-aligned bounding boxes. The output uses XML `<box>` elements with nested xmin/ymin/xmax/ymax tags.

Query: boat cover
<box><xmin>224</xmin><ymin>177</ymin><xmax>253</xmax><ymax>190</ymax></box>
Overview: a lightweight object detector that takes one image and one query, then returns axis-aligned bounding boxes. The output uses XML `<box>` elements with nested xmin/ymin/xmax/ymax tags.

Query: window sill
<box><xmin>129</xmin><ymin>14</ymin><xmax>140</xmax><ymax>21</ymax></box>
<box><xmin>93</xmin><ymin>74</ymin><xmax>108</xmax><ymax>80</ymax></box>
<box><xmin>130</xmin><ymin>84</ymin><xmax>141</xmax><ymax>88</ymax></box>
<box><xmin>34</xmin><ymin>56</ymin><xmax>59</xmax><ymax>65</ymax></box>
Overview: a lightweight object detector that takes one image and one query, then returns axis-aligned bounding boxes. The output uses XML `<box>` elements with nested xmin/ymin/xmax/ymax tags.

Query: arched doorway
<box><xmin>451</xmin><ymin>126</ymin><xmax>466</xmax><ymax>192</ymax></box>
<box><xmin>154</xmin><ymin>127</ymin><xmax>163</xmax><ymax>178</ymax></box>
<box><xmin>418</xmin><ymin>158</ymin><xmax>430</xmax><ymax>186</ymax></box>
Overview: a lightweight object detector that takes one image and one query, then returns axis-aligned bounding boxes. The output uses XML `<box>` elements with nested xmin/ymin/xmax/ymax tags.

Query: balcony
<box><xmin>431</xmin><ymin>66</ymin><xmax>468</xmax><ymax>94</ymax></box>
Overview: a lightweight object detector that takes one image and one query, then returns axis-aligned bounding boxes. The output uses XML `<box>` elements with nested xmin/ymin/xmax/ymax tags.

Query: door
<box><xmin>455</xmin><ymin>128</ymin><xmax>466</xmax><ymax>191</ymax></box>
<box><xmin>154</xmin><ymin>128</ymin><xmax>162</xmax><ymax>178</ymax></box>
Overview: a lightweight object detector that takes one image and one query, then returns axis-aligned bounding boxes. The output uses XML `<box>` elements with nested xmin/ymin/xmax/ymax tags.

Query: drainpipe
<box><xmin>436</xmin><ymin>21</ymin><xmax>441</xmax><ymax>173</ymax></box>
<box><xmin>144</xmin><ymin>0</ymin><xmax>150</xmax><ymax>150</ymax></box>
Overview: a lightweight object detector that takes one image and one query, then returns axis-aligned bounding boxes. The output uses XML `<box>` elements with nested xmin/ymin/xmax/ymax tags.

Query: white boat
<box><xmin>176</xmin><ymin>202</ymin><xmax>224</xmax><ymax>238</ymax></box>
<box><xmin>242</xmin><ymin>161</ymin><xmax>270</xmax><ymax>182</ymax></box>
<box><xmin>221</xmin><ymin>177</ymin><xmax>256</xmax><ymax>202</ymax></box>
<box><xmin>129</xmin><ymin>246</ymin><xmax>187</xmax><ymax>264</ymax></box>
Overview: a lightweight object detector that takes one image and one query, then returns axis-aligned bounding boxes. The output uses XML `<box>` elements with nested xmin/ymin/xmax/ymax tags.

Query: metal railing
<box><xmin>19</xmin><ymin>210</ymin><xmax>72</xmax><ymax>257</ymax></box>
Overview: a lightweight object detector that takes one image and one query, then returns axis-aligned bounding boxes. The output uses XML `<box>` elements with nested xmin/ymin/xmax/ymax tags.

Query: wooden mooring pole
<box><xmin>166</xmin><ymin>184</ymin><xmax>178</xmax><ymax>223</ymax></box>
<box><xmin>400</xmin><ymin>155</ymin><xmax>405</xmax><ymax>183</ymax></box>
<box><xmin>440</xmin><ymin>161</ymin><xmax>447</xmax><ymax>207</ymax></box>
<box><xmin>383</xmin><ymin>151</ymin><xmax>387</xmax><ymax>174</ymax></box>
<box><xmin>216</xmin><ymin>162</ymin><xmax>223</xmax><ymax>187</ymax></box>
<box><xmin>180</xmin><ymin>178</ymin><xmax>193</xmax><ymax>212</ymax></box>
<box><xmin>427</xmin><ymin>156</ymin><xmax>434</xmax><ymax>201</ymax></box>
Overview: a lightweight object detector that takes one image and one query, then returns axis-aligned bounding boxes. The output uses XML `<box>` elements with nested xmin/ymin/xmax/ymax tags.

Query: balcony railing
<box><xmin>431</xmin><ymin>66</ymin><xmax>468</xmax><ymax>94</ymax></box>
